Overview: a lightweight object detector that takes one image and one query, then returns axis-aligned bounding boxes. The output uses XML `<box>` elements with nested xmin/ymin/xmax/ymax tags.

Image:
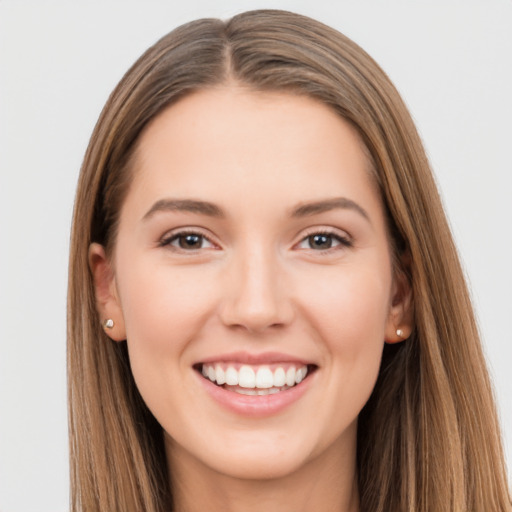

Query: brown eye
<box><xmin>296</xmin><ymin>231</ymin><xmax>352</xmax><ymax>252</ymax></box>
<box><xmin>161</xmin><ymin>231</ymin><xmax>215</xmax><ymax>251</ymax></box>
<box><xmin>178</xmin><ymin>234</ymin><xmax>204</xmax><ymax>249</ymax></box>
<box><xmin>308</xmin><ymin>234</ymin><xmax>333</xmax><ymax>250</ymax></box>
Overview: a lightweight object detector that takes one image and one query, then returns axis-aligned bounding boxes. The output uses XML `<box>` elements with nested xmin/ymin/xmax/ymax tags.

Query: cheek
<box><xmin>296</xmin><ymin>261</ymin><xmax>392</xmax><ymax>347</ymax></box>
<box><xmin>114</xmin><ymin>256</ymin><xmax>222</xmax><ymax>425</ymax></box>
<box><xmin>296</xmin><ymin>261</ymin><xmax>391</xmax><ymax>400</ymax></box>
<box><xmin>278</xmin><ymin>260</ymin><xmax>392</xmax><ymax>453</ymax></box>
<box><xmin>115</xmin><ymin>256</ymin><xmax>218</xmax><ymax>365</ymax></box>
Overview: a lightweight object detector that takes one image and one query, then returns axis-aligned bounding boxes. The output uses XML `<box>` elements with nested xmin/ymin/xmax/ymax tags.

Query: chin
<box><xmin>165</xmin><ymin>427</ymin><xmax>320</xmax><ymax>482</ymax></box>
<box><xmin>207</xmin><ymin>450</ymin><xmax>311</xmax><ymax>481</ymax></box>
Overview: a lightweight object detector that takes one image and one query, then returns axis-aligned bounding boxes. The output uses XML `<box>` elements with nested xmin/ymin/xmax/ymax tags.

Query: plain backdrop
<box><xmin>1</xmin><ymin>1</ymin><xmax>511</xmax><ymax>510</ymax></box>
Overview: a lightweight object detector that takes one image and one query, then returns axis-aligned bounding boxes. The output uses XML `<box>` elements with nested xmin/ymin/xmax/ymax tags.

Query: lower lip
<box><xmin>195</xmin><ymin>371</ymin><xmax>314</xmax><ymax>417</ymax></box>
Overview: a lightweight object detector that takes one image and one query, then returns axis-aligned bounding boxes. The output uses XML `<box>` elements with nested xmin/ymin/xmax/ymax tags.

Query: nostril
<box><xmin>217</xmin><ymin>266</ymin><xmax>294</xmax><ymax>332</ymax></box>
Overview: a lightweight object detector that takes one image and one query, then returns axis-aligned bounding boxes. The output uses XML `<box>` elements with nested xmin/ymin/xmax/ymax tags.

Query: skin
<box><xmin>90</xmin><ymin>87</ymin><xmax>412</xmax><ymax>512</ymax></box>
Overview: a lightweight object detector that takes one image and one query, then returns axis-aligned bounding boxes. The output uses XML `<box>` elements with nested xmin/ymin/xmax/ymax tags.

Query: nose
<box><xmin>219</xmin><ymin>245</ymin><xmax>294</xmax><ymax>333</ymax></box>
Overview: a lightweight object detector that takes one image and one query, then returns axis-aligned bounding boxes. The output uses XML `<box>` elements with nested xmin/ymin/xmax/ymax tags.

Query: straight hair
<box><xmin>68</xmin><ymin>9</ymin><xmax>511</xmax><ymax>511</ymax></box>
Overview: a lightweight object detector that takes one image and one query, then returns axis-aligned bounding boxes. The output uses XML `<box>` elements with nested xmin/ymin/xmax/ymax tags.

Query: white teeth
<box><xmin>215</xmin><ymin>364</ymin><xmax>226</xmax><ymax>385</ymax></box>
<box><xmin>295</xmin><ymin>367</ymin><xmax>307</xmax><ymax>384</ymax></box>
<box><xmin>201</xmin><ymin>363</ymin><xmax>311</xmax><ymax>391</ymax></box>
<box><xmin>235</xmin><ymin>387</ymin><xmax>259</xmax><ymax>396</ymax></box>
<box><xmin>273</xmin><ymin>367</ymin><xmax>286</xmax><ymax>387</ymax></box>
<box><xmin>255</xmin><ymin>367</ymin><xmax>274</xmax><ymax>388</ymax></box>
<box><xmin>232</xmin><ymin>386</ymin><xmax>289</xmax><ymax>396</ymax></box>
<box><xmin>225</xmin><ymin>367</ymin><xmax>239</xmax><ymax>386</ymax></box>
<box><xmin>285</xmin><ymin>367</ymin><xmax>296</xmax><ymax>387</ymax></box>
<box><xmin>239</xmin><ymin>365</ymin><xmax>256</xmax><ymax>388</ymax></box>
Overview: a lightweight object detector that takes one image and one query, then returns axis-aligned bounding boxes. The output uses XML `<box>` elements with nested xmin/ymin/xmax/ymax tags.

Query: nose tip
<box><xmin>225</xmin><ymin>298</ymin><xmax>288</xmax><ymax>334</ymax></box>
<box><xmin>219</xmin><ymin>257</ymin><xmax>294</xmax><ymax>333</ymax></box>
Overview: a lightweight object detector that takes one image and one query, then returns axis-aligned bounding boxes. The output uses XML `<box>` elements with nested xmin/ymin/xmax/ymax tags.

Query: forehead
<box><xmin>136</xmin><ymin>87</ymin><xmax>371</xmax><ymax>163</ymax></box>
<box><xmin>124</xmin><ymin>86</ymin><xmax>382</xmax><ymax>222</ymax></box>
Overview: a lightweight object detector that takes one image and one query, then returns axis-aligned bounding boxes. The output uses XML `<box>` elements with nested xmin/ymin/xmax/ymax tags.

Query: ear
<box><xmin>385</xmin><ymin>256</ymin><xmax>414</xmax><ymax>344</ymax></box>
<box><xmin>89</xmin><ymin>243</ymin><xmax>126</xmax><ymax>341</ymax></box>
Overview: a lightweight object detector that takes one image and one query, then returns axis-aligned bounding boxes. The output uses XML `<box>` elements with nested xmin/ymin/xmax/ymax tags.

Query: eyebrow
<box><xmin>142</xmin><ymin>199</ymin><xmax>225</xmax><ymax>220</ymax></box>
<box><xmin>291</xmin><ymin>197</ymin><xmax>370</xmax><ymax>222</ymax></box>
<box><xmin>142</xmin><ymin>196</ymin><xmax>370</xmax><ymax>223</ymax></box>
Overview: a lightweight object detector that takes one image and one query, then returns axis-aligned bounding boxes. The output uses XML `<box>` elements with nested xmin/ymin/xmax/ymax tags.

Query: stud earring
<box><xmin>103</xmin><ymin>318</ymin><xmax>114</xmax><ymax>329</ymax></box>
<box><xmin>396</xmin><ymin>328</ymin><xmax>405</xmax><ymax>339</ymax></box>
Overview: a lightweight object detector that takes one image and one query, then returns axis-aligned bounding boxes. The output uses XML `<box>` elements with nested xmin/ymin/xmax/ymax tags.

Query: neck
<box><xmin>166</xmin><ymin>433</ymin><xmax>359</xmax><ymax>512</ymax></box>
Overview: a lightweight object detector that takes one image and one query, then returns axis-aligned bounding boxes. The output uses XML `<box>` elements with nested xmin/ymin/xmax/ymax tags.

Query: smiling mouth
<box><xmin>195</xmin><ymin>363</ymin><xmax>317</xmax><ymax>396</ymax></box>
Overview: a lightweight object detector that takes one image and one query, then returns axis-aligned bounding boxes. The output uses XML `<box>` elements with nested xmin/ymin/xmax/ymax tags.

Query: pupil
<box><xmin>310</xmin><ymin>234</ymin><xmax>332</xmax><ymax>249</ymax></box>
<box><xmin>180</xmin><ymin>234</ymin><xmax>202</xmax><ymax>249</ymax></box>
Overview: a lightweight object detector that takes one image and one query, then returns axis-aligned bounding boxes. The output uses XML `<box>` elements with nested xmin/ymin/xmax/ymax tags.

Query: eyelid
<box><xmin>159</xmin><ymin>227</ymin><xmax>220</xmax><ymax>251</ymax></box>
<box><xmin>157</xmin><ymin>225</ymin><xmax>352</xmax><ymax>253</ymax></box>
<box><xmin>293</xmin><ymin>226</ymin><xmax>353</xmax><ymax>251</ymax></box>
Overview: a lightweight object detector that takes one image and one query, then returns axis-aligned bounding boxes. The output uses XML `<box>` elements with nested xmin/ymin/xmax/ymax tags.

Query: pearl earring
<box><xmin>396</xmin><ymin>328</ymin><xmax>405</xmax><ymax>339</ymax></box>
<box><xmin>103</xmin><ymin>318</ymin><xmax>114</xmax><ymax>329</ymax></box>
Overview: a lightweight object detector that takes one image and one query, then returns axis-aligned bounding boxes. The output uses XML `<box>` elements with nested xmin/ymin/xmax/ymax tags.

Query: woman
<box><xmin>67</xmin><ymin>9</ymin><xmax>511</xmax><ymax>511</ymax></box>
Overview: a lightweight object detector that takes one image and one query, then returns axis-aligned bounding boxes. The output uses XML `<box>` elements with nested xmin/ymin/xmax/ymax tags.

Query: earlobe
<box><xmin>385</xmin><ymin>258</ymin><xmax>414</xmax><ymax>344</ymax></box>
<box><xmin>386</xmin><ymin>326</ymin><xmax>411</xmax><ymax>344</ymax></box>
<box><xmin>88</xmin><ymin>243</ymin><xmax>126</xmax><ymax>341</ymax></box>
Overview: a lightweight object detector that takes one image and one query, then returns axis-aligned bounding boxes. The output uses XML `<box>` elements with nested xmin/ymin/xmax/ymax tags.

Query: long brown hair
<box><xmin>68</xmin><ymin>9</ymin><xmax>511</xmax><ymax>511</ymax></box>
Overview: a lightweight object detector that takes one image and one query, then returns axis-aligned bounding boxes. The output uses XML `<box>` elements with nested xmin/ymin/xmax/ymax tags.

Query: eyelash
<box><xmin>159</xmin><ymin>229</ymin><xmax>217</xmax><ymax>252</ymax></box>
<box><xmin>159</xmin><ymin>228</ymin><xmax>352</xmax><ymax>253</ymax></box>
<box><xmin>296</xmin><ymin>228</ymin><xmax>352</xmax><ymax>252</ymax></box>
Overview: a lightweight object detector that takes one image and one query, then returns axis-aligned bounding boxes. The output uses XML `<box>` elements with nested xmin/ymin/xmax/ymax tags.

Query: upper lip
<box><xmin>196</xmin><ymin>351</ymin><xmax>315</xmax><ymax>366</ymax></box>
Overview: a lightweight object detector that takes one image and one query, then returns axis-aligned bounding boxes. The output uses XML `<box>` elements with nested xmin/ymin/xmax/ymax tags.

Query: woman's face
<box><xmin>92</xmin><ymin>87</ymin><xmax>410</xmax><ymax>481</ymax></box>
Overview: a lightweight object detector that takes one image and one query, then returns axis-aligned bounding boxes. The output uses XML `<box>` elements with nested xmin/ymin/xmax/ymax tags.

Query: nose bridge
<box><xmin>220</xmin><ymin>239</ymin><xmax>292</xmax><ymax>332</ymax></box>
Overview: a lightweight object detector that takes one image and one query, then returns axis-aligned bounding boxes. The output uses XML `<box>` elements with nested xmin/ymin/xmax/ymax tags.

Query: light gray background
<box><xmin>1</xmin><ymin>1</ymin><xmax>511</xmax><ymax>511</ymax></box>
